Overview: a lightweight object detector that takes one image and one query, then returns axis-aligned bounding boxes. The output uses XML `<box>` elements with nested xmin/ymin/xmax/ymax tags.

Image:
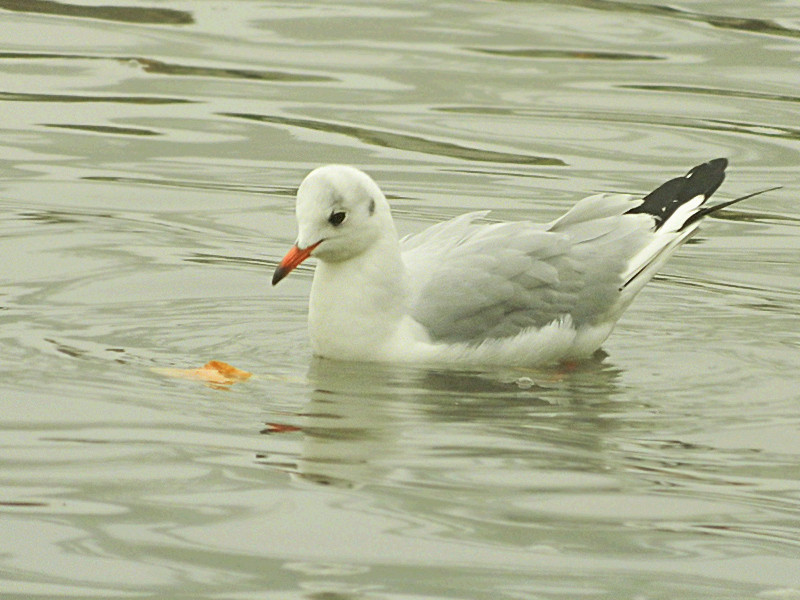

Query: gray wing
<box><xmin>402</xmin><ymin>194</ymin><xmax>654</xmax><ymax>344</ymax></box>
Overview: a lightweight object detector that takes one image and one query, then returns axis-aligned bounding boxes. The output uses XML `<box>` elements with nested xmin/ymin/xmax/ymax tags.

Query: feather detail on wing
<box><xmin>402</xmin><ymin>213</ymin><xmax>574</xmax><ymax>343</ymax></box>
<box><xmin>401</xmin><ymin>206</ymin><xmax>643</xmax><ymax>344</ymax></box>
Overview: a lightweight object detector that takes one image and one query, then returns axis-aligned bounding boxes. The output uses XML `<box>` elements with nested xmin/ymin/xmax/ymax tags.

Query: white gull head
<box><xmin>294</xmin><ymin>165</ymin><xmax>392</xmax><ymax>266</ymax></box>
<box><xmin>272</xmin><ymin>166</ymin><xmax>417</xmax><ymax>360</ymax></box>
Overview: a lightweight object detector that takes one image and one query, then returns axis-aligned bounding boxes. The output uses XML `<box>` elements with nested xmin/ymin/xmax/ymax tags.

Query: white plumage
<box><xmin>272</xmin><ymin>159</ymin><xmax>755</xmax><ymax>366</ymax></box>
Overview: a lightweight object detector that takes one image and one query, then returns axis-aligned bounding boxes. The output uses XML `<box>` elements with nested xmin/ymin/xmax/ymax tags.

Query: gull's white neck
<box><xmin>308</xmin><ymin>231</ymin><xmax>412</xmax><ymax>360</ymax></box>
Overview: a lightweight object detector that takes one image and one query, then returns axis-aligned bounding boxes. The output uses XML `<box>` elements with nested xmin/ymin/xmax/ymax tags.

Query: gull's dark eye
<box><xmin>328</xmin><ymin>211</ymin><xmax>346</xmax><ymax>226</ymax></box>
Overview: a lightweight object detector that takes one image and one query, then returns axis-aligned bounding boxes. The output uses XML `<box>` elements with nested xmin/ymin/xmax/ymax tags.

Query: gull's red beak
<box><xmin>272</xmin><ymin>241</ymin><xmax>321</xmax><ymax>286</ymax></box>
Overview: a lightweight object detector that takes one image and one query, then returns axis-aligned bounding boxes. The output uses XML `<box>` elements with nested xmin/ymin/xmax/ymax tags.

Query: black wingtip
<box><xmin>626</xmin><ymin>158</ymin><xmax>728</xmax><ymax>228</ymax></box>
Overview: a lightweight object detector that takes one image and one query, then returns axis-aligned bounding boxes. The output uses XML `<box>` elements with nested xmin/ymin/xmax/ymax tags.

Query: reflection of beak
<box><xmin>272</xmin><ymin>241</ymin><xmax>321</xmax><ymax>286</ymax></box>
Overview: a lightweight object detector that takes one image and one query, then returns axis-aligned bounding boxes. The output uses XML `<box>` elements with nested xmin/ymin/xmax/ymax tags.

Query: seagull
<box><xmin>272</xmin><ymin>159</ymin><xmax>769</xmax><ymax>366</ymax></box>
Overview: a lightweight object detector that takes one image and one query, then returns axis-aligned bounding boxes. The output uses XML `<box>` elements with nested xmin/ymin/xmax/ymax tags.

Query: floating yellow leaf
<box><xmin>154</xmin><ymin>360</ymin><xmax>252</xmax><ymax>388</ymax></box>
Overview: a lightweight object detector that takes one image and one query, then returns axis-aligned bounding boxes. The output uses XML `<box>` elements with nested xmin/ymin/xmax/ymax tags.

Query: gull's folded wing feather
<box><xmin>401</xmin><ymin>195</ymin><xmax>652</xmax><ymax>344</ymax></box>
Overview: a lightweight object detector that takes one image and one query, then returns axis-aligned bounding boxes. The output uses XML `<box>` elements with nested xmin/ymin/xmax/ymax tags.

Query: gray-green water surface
<box><xmin>1</xmin><ymin>1</ymin><xmax>799</xmax><ymax>598</ymax></box>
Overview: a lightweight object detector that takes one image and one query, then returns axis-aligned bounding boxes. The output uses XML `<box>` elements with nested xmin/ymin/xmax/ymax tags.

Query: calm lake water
<box><xmin>2</xmin><ymin>1</ymin><xmax>800</xmax><ymax>598</ymax></box>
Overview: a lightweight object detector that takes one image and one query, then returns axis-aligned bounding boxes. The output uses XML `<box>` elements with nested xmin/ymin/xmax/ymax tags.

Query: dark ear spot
<box><xmin>368</xmin><ymin>198</ymin><xmax>376</xmax><ymax>216</ymax></box>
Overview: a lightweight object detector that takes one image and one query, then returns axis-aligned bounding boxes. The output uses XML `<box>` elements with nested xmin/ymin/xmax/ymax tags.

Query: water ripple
<box><xmin>43</xmin><ymin>123</ymin><xmax>161</xmax><ymax>137</ymax></box>
<box><xmin>467</xmin><ymin>47</ymin><xmax>663</xmax><ymax>61</ymax></box>
<box><xmin>0</xmin><ymin>0</ymin><xmax>193</xmax><ymax>24</ymax></box>
<box><xmin>221</xmin><ymin>112</ymin><xmax>566</xmax><ymax>166</ymax></box>
<box><xmin>621</xmin><ymin>84</ymin><xmax>800</xmax><ymax>106</ymax></box>
<box><xmin>0</xmin><ymin>90</ymin><xmax>192</xmax><ymax>104</ymax></box>
<box><xmin>525</xmin><ymin>0</ymin><xmax>800</xmax><ymax>40</ymax></box>
<box><xmin>0</xmin><ymin>53</ymin><xmax>335</xmax><ymax>84</ymax></box>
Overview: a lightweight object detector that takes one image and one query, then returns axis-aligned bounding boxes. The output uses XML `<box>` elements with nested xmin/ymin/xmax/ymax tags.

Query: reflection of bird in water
<box><xmin>258</xmin><ymin>360</ymin><xmax>410</xmax><ymax>488</ymax></box>
<box><xmin>257</xmin><ymin>356</ymin><xmax>624</xmax><ymax>488</ymax></box>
